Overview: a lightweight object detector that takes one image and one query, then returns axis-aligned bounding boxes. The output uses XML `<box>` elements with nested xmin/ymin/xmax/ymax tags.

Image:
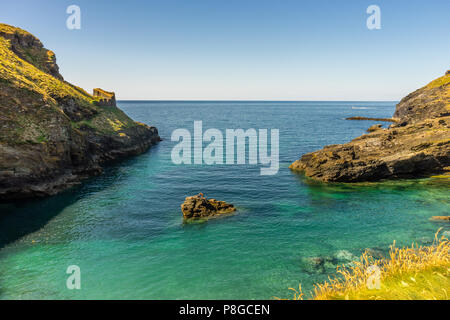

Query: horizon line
<box><xmin>117</xmin><ymin>99</ymin><xmax>399</xmax><ymax>103</ymax></box>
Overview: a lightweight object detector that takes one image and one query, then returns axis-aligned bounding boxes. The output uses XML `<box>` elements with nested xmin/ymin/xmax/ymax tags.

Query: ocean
<box><xmin>0</xmin><ymin>101</ymin><xmax>448</xmax><ymax>299</ymax></box>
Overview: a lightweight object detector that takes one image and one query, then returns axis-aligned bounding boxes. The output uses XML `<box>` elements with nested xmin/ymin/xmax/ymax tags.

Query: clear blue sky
<box><xmin>1</xmin><ymin>0</ymin><xmax>449</xmax><ymax>100</ymax></box>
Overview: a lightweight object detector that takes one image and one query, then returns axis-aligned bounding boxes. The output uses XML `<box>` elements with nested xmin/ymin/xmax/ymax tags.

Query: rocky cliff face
<box><xmin>290</xmin><ymin>72</ymin><xmax>450</xmax><ymax>182</ymax></box>
<box><xmin>0</xmin><ymin>24</ymin><xmax>160</xmax><ymax>200</ymax></box>
<box><xmin>394</xmin><ymin>73</ymin><xmax>450</xmax><ymax>124</ymax></box>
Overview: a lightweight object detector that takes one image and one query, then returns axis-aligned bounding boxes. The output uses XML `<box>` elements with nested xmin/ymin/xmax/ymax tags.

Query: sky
<box><xmin>1</xmin><ymin>0</ymin><xmax>449</xmax><ymax>100</ymax></box>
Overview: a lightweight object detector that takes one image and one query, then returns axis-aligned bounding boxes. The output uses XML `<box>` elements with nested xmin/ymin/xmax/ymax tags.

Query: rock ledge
<box><xmin>290</xmin><ymin>71</ymin><xmax>450</xmax><ymax>182</ymax></box>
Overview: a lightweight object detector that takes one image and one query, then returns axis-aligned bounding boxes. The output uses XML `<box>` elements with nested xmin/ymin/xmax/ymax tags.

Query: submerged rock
<box><xmin>364</xmin><ymin>247</ymin><xmax>386</xmax><ymax>259</ymax></box>
<box><xmin>335</xmin><ymin>249</ymin><xmax>357</xmax><ymax>262</ymax></box>
<box><xmin>181</xmin><ymin>194</ymin><xmax>236</xmax><ymax>220</ymax></box>
<box><xmin>290</xmin><ymin>71</ymin><xmax>450</xmax><ymax>182</ymax></box>
<box><xmin>301</xmin><ymin>256</ymin><xmax>337</xmax><ymax>274</ymax></box>
<box><xmin>417</xmin><ymin>237</ymin><xmax>434</xmax><ymax>246</ymax></box>
<box><xmin>301</xmin><ymin>250</ymin><xmax>359</xmax><ymax>274</ymax></box>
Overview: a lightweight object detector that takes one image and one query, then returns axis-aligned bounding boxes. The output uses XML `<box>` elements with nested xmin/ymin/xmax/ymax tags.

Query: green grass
<box><xmin>426</xmin><ymin>73</ymin><xmax>450</xmax><ymax>90</ymax></box>
<box><xmin>0</xmin><ymin>23</ymin><xmax>145</xmax><ymax>145</ymax></box>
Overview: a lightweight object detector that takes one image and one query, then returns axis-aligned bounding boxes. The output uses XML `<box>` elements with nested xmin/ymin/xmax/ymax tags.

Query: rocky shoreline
<box><xmin>0</xmin><ymin>24</ymin><xmax>160</xmax><ymax>200</ymax></box>
<box><xmin>290</xmin><ymin>71</ymin><xmax>450</xmax><ymax>182</ymax></box>
<box><xmin>345</xmin><ymin>116</ymin><xmax>397</xmax><ymax>122</ymax></box>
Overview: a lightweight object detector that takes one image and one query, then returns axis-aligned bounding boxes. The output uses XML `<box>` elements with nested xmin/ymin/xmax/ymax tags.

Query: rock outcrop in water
<box><xmin>345</xmin><ymin>116</ymin><xmax>397</xmax><ymax>123</ymax></box>
<box><xmin>430</xmin><ymin>216</ymin><xmax>450</xmax><ymax>221</ymax></box>
<box><xmin>181</xmin><ymin>194</ymin><xmax>236</xmax><ymax>220</ymax></box>
<box><xmin>0</xmin><ymin>24</ymin><xmax>160</xmax><ymax>200</ymax></box>
<box><xmin>290</xmin><ymin>71</ymin><xmax>450</xmax><ymax>182</ymax></box>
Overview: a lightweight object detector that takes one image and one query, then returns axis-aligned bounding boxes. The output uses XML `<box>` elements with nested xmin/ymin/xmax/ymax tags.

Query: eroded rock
<box><xmin>181</xmin><ymin>194</ymin><xmax>236</xmax><ymax>220</ymax></box>
<box><xmin>430</xmin><ymin>216</ymin><xmax>450</xmax><ymax>221</ymax></box>
<box><xmin>367</xmin><ymin>124</ymin><xmax>383</xmax><ymax>132</ymax></box>
<box><xmin>290</xmin><ymin>71</ymin><xmax>450</xmax><ymax>182</ymax></box>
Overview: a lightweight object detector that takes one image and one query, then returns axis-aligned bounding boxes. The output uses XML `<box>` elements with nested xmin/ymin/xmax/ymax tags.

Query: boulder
<box><xmin>181</xmin><ymin>194</ymin><xmax>236</xmax><ymax>220</ymax></box>
<box><xmin>430</xmin><ymin>216</ymin><xmax>450</xmax><ymax>221</ymax></box>
<box><xmin>367</xmin><ymin>124</ymin><xmax>383</xmax><ymax>132</ymax></box>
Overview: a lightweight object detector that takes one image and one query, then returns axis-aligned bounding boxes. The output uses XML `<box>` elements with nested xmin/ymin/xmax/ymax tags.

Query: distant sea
<box><xmin>0</xmin><ymin>101</ymin><xmax>448</xmax><ymax>299</ymax></box>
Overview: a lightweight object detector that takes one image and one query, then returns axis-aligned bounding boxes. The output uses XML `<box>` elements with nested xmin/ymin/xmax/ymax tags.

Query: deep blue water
<box><xmin>0</xmin><ymin>101</ymin><xmax>448</xmax><ymax>299</ymax></box>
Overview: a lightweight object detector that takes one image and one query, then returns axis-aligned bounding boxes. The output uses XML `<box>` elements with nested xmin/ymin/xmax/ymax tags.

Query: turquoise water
<box><xmin>0</xmin><ymin>101</ymin><xmax>449</xmax><ymax>299</ymax></box>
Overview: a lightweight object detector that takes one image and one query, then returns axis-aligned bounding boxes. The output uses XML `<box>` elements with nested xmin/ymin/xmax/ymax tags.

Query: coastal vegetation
<box><xmin>0</xmin><ymin>23</ymin><xmax>160</xmax><ymax>200</ymax></box>
<box><xmin>284</xmin><ymin>230</ymin><xmax>450</xmax><ymax>300</ymax></box>
<box><xmin>0</xmin><ymin>23</ymin><xmax>138</xmax><ymax>144</ymax></box>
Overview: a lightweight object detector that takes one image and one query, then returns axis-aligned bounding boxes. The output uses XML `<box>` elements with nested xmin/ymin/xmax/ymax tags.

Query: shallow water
<box><xmin>0</xmin><ymin>101</ymin><xmax>448</xmax><ymax>299</ymax></box>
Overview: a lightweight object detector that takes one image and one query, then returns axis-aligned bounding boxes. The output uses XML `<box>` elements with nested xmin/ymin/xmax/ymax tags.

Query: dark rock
<box><xmin>346</xmin><ymin>116</ymin><xmax>397</xmax><ymax>123</ymax></box>
<box><xmin>290</xmin><ymin>71</ymin><xmax>450</xmax><ymax>182</ymax></box>
<box><xmin>430</xmin><ymin>216</ymin><xmax>450</xmax><ymax>221</ymax></box>
<box><xmin>394</xmin><ymin>72</ymin><xmax>450</xmax><ymax>124</ymax></box>
<box><xmin>301</xmin><ymin>256</ymin><xmax>336</xmax><ymax>274</ymax></box>
<box><xmin>181</xmin><ymin>194</ymin><xmax>236</xmax><ymax>220</ymax></box>
<box><xmin>335</xmin><ymin>249</ymin><xmax>357</xmax><ymax>262</ymax></box>
<box><xmin>301</xmin><ymin>250</ymin><xmax>359</xmax><ymax>274</ymax></box>
<box><xmin>367</xmin><ymin>124</ymin><xmax>383</xmax><ymax>132</ymax></box>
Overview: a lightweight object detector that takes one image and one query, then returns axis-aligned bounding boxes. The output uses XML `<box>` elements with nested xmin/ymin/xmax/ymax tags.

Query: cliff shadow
<box><xmin>0</xmin><ymin>150</ymin><xmax>158</xmax><ymax>250</ymax></box>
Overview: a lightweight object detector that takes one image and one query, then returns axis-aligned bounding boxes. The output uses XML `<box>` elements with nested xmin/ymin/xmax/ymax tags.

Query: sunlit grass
<box><xmin>282</xmin><ymin>230</ymin><xmax>450</xmax><ymax>300</ymax></box>
<box><xmin>0</xmin><ymin>23</ymin><xmax>142</xmax><ymax>143</ymax></box>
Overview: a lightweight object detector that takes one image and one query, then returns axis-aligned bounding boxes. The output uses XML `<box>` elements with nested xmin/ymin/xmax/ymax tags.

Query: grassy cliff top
<box><xmin>394</xmin><ymin>71</ymin><xmax>450</xmax><ymax>122</ymax></box>
<box><xmin>0</xmin><ymin>23</ymin><xmax>35</xmax><ymax>38</ymax></box>
<box><xmin>0</xmin><ymin>23</ymin><xmax>144</xmax><ymax>145</ymax></box>
<box><xmin>426</xmin><ymin>72</ymin><xmax>450</xmax><ymax>89</ymax></box>
<box><xmin>0</xmin><ymin>23</ymin><xmax>93</xmax><ymax>105</ymax></box>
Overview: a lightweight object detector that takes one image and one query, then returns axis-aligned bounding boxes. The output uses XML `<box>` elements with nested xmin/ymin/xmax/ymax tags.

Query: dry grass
<box><xmin>284</xmin><ymin>229</ymin><xmax>450</xmax><ymax>300</ymax></box>
<box><xmin>426</xmin><ymin>73</ymin><xmax>450</xmax><ymax>90</ymax></box>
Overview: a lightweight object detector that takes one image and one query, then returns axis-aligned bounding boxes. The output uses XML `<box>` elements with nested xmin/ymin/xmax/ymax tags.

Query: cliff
<box><xmin>290</xmin><ymin>72</ymin><xmax>450</xmax><ymax>182</ymax></box>
<box><xmin>0</xmin><ymin>24</ymin><xmax>160</xmax><ymax>200</ymax></box>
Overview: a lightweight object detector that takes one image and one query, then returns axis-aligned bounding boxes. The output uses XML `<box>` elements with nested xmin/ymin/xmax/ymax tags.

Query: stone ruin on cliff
<box><xmin>93</xmin><ymin>88</ymin><xmax>116</xmax><ymax>107</ymax></box>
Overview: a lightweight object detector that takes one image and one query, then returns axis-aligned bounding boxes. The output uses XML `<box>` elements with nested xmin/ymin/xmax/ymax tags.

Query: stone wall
<box><xmin>93</xmin><ymin>88</ymin><xmax>116</xmax><ymax>107</ymax></box>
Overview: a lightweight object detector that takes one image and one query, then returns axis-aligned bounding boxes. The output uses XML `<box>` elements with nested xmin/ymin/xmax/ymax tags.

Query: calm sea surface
<box><xmin>0</xmin><ymin>101</ymin><xmax>449</xmax><ymax>299</ymax></box>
